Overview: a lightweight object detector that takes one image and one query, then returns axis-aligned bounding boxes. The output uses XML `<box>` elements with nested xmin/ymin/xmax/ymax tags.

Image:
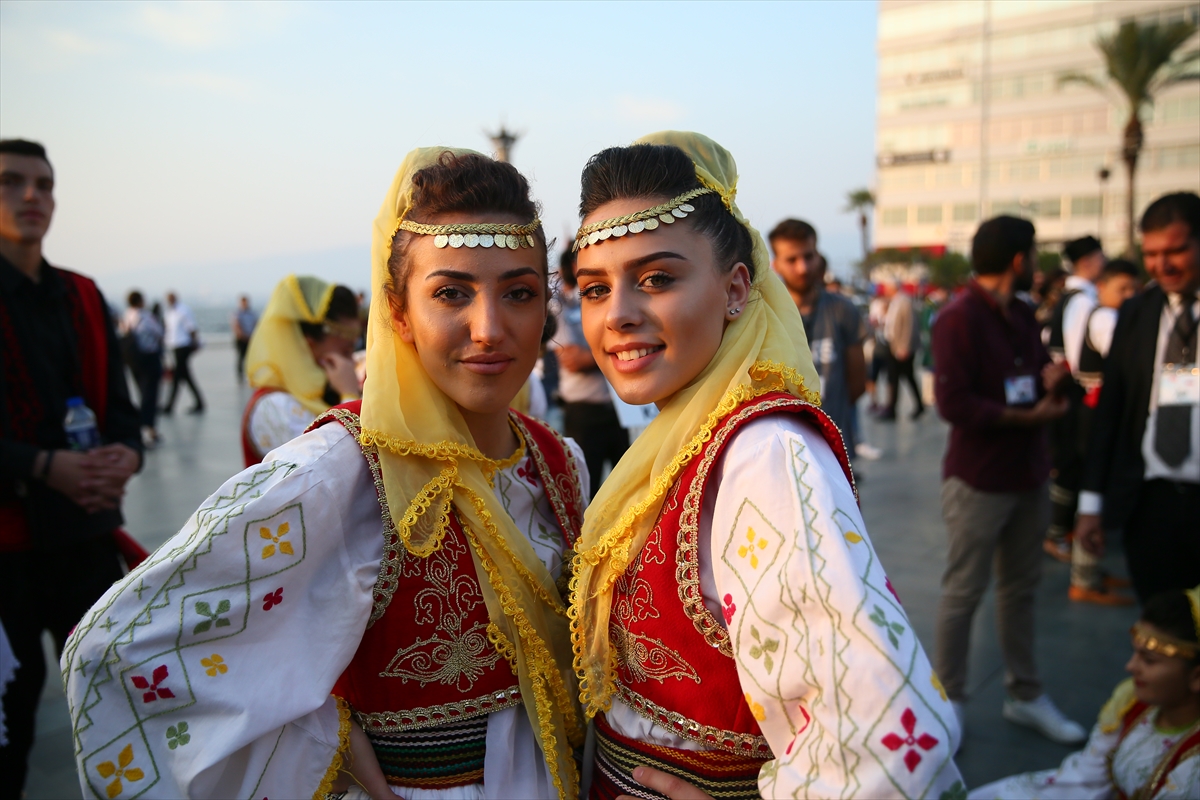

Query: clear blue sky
<box><xmin>0</xmin><ymin>1</ymin><xmax>879</xmax><ymax>304</ymax></box>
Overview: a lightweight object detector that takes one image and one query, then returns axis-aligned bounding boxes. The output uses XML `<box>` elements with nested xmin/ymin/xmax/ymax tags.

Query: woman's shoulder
<box><xmin>261</xmin><ymin>417</ymin><xmax>368</xmax><ymax>480</ymax></box>
<box><xmin>252</xmin><ymin>389</ymin><xmax>309</xmax><ymax>417</ymax></box>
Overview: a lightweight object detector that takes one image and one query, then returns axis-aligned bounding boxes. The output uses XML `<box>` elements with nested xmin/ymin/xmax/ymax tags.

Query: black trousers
<box><xmin>0</xmin><ymin>536</ymin><xmax>124</xmax><ymax>797</ymax></box>
<box><xmin>136</xmin><ymin>351</ymin><xmax>162</xmax><ymax>428</ymax></box>
<box><xmin>235</xmin><ymin>337</ymin><xmax>250</xmax><ymax>381</ymax></box>
<box><xmin>165</xmin><ymin>344</ymin><xmax>204</xmax><ymax>411</ymax></box>
<box><xmin>886</xmin><ymin>352</ymin><xmax>924</xmax><ymax>414</ymax></box>
<box><xmin>1125</xmin><ymin>479</ymin><xmax>1200</xmax><ymax>603</ymax></box>
<box><xmin>563</xmin><ymin>401</ymin><xmax>629</xmax><ymax>500</ymax></box>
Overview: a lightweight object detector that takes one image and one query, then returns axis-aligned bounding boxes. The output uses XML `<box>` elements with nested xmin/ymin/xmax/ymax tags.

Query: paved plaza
<box><xmin>25</xmin><ymin>338</ymin><xmax>1139</xmax><ymax>797</ymax></box>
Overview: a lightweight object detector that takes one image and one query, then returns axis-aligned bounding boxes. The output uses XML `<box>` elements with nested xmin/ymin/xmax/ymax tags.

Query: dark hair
<box><xmin>1141</xmin><ymin>192</ymin><xmax>1200</xmax><ymax>240</ymax></box>
<box><xmin>1141</xmin><ymin>590</ymin><xmax>1200</xmax><ymax>667</ymax></box>
<box><xmin>1100</xmin><ymin>258</ymin><xmax>1139</xmax><ymax>281</ymax></box>
<box><xmin>127</xmin><ymin>290</ymin><xmax>144</xmax><ymax>308</ymax></box>
<box><xmin>768</xmin><ymin>218</ymin><xmax>818</xmax><ymax>247</ymax></box>
<box><xmin>0</xmin><ymin>139</ymin><xmax>52</xmax><ymax>174</ymax></box>
<box><xmin>559</xmin><ymin>247</ymin><xmax>578</xmax><ymax>287</ymax></box>
<box><xmin>972</xmin><ymin>215</ymin><xmax>1036</xmax><ymax>275</ymax></box>
<box><xmin>1062</xmin><ymin>235</ymin><xmax>1102</xmax><ymax>263</ymax></box>
<box><xmin>299</xmin><ymin>285</ymin><xmax>358</xmax><ymax>340</ymax></box>
<box><xmin>578</xmin><ymin>143</ymin><xmax>755</xmax><ymax>281</ymax></box>
<box><xmin>386</xmin><ymin>152</ymin><xmax>547</xmax><ymax>313</ymax></box>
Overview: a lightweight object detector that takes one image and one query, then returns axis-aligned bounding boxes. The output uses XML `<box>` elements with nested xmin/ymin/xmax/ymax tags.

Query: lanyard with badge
<box><xmin>1159</xmin><ymin>302</ymin><xmax>1199</xmax><ymax>409</ymax></box>
<box><xmin>1004</xmin><ymin>357</ymin><xmax>1038</xmax><ymax>406</ymax></box>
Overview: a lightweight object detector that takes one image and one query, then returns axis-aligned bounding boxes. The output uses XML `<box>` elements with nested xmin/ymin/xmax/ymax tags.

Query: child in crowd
<box><xmin>970</xmin><ymin>586</ymin><xmax>1200</xmax><ymax>799</ymax></box>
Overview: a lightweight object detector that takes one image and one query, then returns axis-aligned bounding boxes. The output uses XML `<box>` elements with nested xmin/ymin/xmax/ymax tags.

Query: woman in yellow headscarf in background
<box><xmin>63</xmin><ymin>149</ymin><xmax>589</xmax><ymax>800</ymax></box>
<box><xmin>568</xmin><ymin>132</ymin><xmax>963</xmax><ymax>799</ymax></box>
<box><xmin>241</xmin><ymin>274</ymin><xmax>363</xmax><ymax>466</ymax></box>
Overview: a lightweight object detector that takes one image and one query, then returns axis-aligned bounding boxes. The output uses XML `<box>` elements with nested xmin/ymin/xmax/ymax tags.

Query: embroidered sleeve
<box><xmin>708</xmin><ymin>417</ymin><xmax>964</xmax><ymax>799</ymax></box>
<box><xmin>62</xmin><ymin>425</ymin><xmax>383</xmax><ymax>799</ymax></box>
<box><xmin>250</xmin><ymin>392</ymin><xmax>319</xmax><ymax>458</ymax></box>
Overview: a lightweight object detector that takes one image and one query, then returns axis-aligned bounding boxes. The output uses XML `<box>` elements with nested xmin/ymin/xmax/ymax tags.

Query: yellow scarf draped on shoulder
<box><xmin>245</xmin><ymin>274</ymin><xmax>336</xmax><ymax>414</ymax></box>
<box><xmin>360</xmin><ymin>147</ymin><xmax>582</xmax><ymax>799</ymax></box>
<box><xmin>569</xmin><ymin>131</ymin><xmax>822</xmax><ymax>717</ymax></box>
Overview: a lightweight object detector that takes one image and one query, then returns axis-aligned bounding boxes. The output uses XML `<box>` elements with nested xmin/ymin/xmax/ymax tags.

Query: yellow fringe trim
<box><xmin>568</xmin><ymin>360</ymin><xmax>817</xmax><ymax>716</ymax></box>
<box><xmin>313</xmin><ymin>695</ymin><xmax>352</xmax><ymax>800</ymax></box>
<box><xmin>1098</xmin><ymin>678</ymin><xmax>1139</xmax><ymax>735</ymax></box>
<box><xmin>487</xmin><ymin>621</ymin><xmax>519</xmax><ymax>673</ymax></box>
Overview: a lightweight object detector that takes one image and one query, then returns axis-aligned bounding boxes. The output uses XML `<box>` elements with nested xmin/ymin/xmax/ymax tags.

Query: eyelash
<box><xmin>579</xmin><ymin>270</ymin><xmax>674</xmax><ymax>301</ymax></box>
<box><xmin>431</xmin><ymin>286</ymin><xmax>538</xmax><ymax>303</ymax></box>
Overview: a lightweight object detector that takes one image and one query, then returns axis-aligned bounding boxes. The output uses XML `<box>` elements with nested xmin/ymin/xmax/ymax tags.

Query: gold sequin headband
<box><xmin>1131</xmin><ymin>622</ymin><xmax>1198</xmax><ymax>660</ymax></box>
<box><xmin>397</xmin><ymin>218</ymin><xmax>541</xmax><ymax>250</ymax></box>
<box><xmin>573</xmin><ymin>187</ymin><xmax>714</xmax><ymax>251</ymax></box>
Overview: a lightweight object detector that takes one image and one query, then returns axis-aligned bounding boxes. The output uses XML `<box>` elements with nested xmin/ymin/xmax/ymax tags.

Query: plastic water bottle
<box><xmin>64</xmin><ymin>397</ymin><xmax>101</xmax><ymax>451</ymax></box>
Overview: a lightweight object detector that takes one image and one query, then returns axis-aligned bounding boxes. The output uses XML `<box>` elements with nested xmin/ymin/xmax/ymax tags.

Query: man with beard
<box><xmin>931</xmin><ymin>216</ymin><xmax>1086</xmax><ymax>748</ymax></box>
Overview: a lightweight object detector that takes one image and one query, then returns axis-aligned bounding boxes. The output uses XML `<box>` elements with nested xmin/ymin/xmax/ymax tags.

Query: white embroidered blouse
<box><xmin>606</xmin><ymin>413</ymin><xmax>965</xmax><ymax>798</ymax></box>
<box><xmin>62</xmin><ymin>421</ymin><xmax>587</xmax><ymax>800</ymax></box>
<box><xmin>246</xmin><ymin>391</ymin><xmax>318</xmax><ymax>460</ymax></box>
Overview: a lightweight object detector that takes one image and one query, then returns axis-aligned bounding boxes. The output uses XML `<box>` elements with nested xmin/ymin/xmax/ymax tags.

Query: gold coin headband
<box><xmin>573</xmin><ymin>187</ymin><xmax>714</xmax><ymax>251</ymax></box>
<box><xmin>1131</xmin><ymin>622</ymin><xmax>1198</xmax><ymax>660</ymax></box>
<box><xmin>397</xmin><ymin>218</ymin><xmax>541</xmax><ymax>250</ymax></box>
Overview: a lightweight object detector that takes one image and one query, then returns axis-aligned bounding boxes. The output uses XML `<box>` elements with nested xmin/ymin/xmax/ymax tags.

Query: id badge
<box><xmin>1159</xmin><ymin>365</ymin><xmax>1200</xmax><ymax>407</ymax></box>
<box><xmin>1004</xmin><ymin>374</ymin><xmax>1037</xmax><ymax>405</ymax></box>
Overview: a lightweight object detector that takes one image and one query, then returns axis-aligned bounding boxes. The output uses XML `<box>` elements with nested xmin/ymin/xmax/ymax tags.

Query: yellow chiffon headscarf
<box><xmin>569</xmin><ymin>131</ymin><xmax>822</xmax><ymax>717</ymax></box>
<box><xmin>360</xmin><ymin>147</ymin><xmax>582</xmax><ymax>799</ymax></box>
<box><xmin>244</xmin><ymin>274</ymin><xmax>336</xmax><ymax>414</ymax></box>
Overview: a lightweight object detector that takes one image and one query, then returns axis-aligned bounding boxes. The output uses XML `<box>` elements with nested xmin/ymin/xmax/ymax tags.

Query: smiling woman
<box><xmin>568</xmin><ymin>132</ymin><xmax>964</xmax><ymax>800</ymax></box>
<box><xmin>62</xmin><ymin>148</ymin><xmax>589</xmax><ymax>800</ymax></box>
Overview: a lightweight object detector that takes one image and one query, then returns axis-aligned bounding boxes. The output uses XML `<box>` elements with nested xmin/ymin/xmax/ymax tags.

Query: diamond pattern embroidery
<box><xmin>881</xmin><ymin>708</ymin><xmax>940</xmax><ymax>772</ymax></box>
<box><xmin>260</xmin><ymin>521</ymin><xmax>293</xmax><ymax>559</ymax></box>
<box><xmin>129</xmin><ymin>665</ymin><xmax>175</xmax><ymax>704</ymax></box>
<box><xmin>96</xmin><ymin>744</ymin><xmax>144</xmax><ymax>798</ymax></box>
<box><xmin>737</xmin><ymin>527</ymin><xmax>768</xmax><ymax>569</ymax></box>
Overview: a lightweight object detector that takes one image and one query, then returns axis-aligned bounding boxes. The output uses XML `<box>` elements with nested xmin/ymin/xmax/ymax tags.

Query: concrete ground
<box><xmin>23</xmin><ymin>340</ymin><xmax>1138</xmax><ymax>797</ymax></box>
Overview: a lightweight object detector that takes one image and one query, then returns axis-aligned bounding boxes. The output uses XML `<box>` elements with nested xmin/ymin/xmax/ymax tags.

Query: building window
<box><xmin>1071</xmin><ymin>196</ymin><xmax>1102</xmax><ymax>217</ymax></box>
<box><xmin>1036</xmin><ymin>198</ymin><xmax>1061</xmax><ymax>219</ymax></box>
<box><xmin>917</xmin><ymin>205</ymin><xmax>943</xmax><ymax>224</ymax></box>
<box><xmin>991</xmin><ymin>199</ymin><xmax>1025</xmax><ymax>217</ymax></box>
<box><xmin>952</xmin><ymin>203</ymin><xmax>978</xmax><ymax>222</ymax></box>
<box><xmin>882</xmin><ymin>207</ymin><xmax>908</xmax><ymax>226</ymax></box>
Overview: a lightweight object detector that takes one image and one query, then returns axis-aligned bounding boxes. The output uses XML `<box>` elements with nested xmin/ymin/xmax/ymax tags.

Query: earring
<box><xmin>729</xmin><ymin>307</ymin><xmax>741</xmax><ymax>316</ymax></box>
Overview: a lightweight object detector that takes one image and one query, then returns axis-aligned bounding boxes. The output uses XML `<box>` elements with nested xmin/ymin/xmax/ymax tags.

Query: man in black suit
<box><xmin>1077</xmin><ymin>192</ymin><xmax>1200</xmax><ymax>602</ymax></box>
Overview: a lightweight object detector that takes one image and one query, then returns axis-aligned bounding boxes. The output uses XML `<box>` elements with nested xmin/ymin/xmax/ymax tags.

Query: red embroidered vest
<box><xmin>609</xmin><ymin>392</ymin><xmax>854</xmax><ymax>756</ymax></box>
<box><xmin>310</xmin><ymin>403</ymin><xmax>585</xmax><ymax>733</ymax></box>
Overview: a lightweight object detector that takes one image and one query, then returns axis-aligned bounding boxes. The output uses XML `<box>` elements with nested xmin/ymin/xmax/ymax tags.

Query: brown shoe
<box><xmin>1043</xmin><ymin>538</ymin><xmax>1072</xmax><ymax>564</ymax></box>
<box><xmin>1069</xmin><ymin>585</ymin><xmax>1134</xmax><ymax>606</ymax></box>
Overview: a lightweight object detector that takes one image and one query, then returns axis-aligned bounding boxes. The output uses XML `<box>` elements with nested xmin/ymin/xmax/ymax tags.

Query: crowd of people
<box><xmin>1</xmin><ymin>131</ymin><xmax>1197</xmax><ymax>800</ymax></box>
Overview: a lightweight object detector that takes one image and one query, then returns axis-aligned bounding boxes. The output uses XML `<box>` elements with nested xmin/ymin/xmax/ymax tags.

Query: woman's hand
<box><xmin>616</xmin><ymin>766</ymin><xmax>717</xmax><ymax>800</ymax></box>
<box><xmin>320</xmin><ymin>352</ymin><xmax>362</xmax><ymax>399</ymax></box>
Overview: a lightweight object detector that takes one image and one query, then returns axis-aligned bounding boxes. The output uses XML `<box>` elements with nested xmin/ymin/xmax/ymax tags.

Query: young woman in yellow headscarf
<box><xmin>568</xmin><ymin>132</ymin><xmax>963</xmax><ymax>799</ymax></box>
<box><xmin>241</xmin><ymin>275</ymin><xmax>362</xmax><ymax>466</ymax></box>
<box><xmin>62</xmin><ymin>150</ymin><xmax>588</xmax><ymax>800</ymax></box>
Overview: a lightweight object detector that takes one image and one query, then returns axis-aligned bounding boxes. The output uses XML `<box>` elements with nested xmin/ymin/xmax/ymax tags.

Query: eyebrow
<box><xmin>426</xmin><ymin>266</ymin><xmax>541</xmax><ymax>282</ymax></box>
<box><xmin>574</xmin><ymin>251</ymin><xmax>688</xmax><ymax>278</ymax></box>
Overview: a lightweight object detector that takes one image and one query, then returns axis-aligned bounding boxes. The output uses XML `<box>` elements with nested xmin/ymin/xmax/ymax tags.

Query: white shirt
<box><xmin>164</xmin><ymin>302</ymin><xmax>198</xmax><ymax>349</ymax></box>
<box><xmin>1079</xmin><ymin>292</ymin><xmax>1200</xmax><ymax>515</ymax></box>
<box><xmin>1086</xmin><ymin>307</ymin><xmax>1119</xmax><ymax>359</ymax></box>
<box><xmin>1061</xmin><ymin>275</ymin><xmax>1099</xmax><ymax>371</ymax></box>
<box><xmin>607</xmin><ymin>414</ymin><xmax>963</xmax><ymax>798</ymax></box>
<box><xmin>63</xmin><ymin>422</ymin><xmax>588</xmax><ymax>800</ymax></box>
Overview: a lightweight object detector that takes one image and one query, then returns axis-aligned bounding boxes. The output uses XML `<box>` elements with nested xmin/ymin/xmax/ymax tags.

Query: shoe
<box><xmin>1069</xmin><ymin>585</ymin><xmax>1134</xmax><ymax>606</ymax></box>
<box><xmin>950</xmin><ymin>700</ymin><xmax>965</xmax><ymax>754</ymax></box>
<box><xmin>878</xmin><ymin>410</ymin><xmax>897</xmax><ymax>422</ymax></box>
<box><xmin>160</xmin><ymin>406</ymin><xmax>173</xmax><ymax>415</ymax></box>
<box><xmin>1003</xmin><ymin>695</ymin><xmax>1087</xmax><ymax>744</ymax></box>
<box><xmin>1043</xmin><ymin>538</ymin><xmax>1072</xmax><ymax>564</ymax></box>
<box><xmin>911</xmin><ymin>406</ymin><xmax>926</xmax><ymax>421</ymax></box>
<box><xmin>1103</xmin><ymin>575</ymin><xmax>1132</xmax><ymax>590</ymax></box>
<box><xmin>187</xmin><ymin>406</ymin><xmax>205</xmax><ymax>415</ymax></box>
<box><xmin>856</xmin><ymin>443</ymin><xmax>883</xmax><ymax>461</ymax></box>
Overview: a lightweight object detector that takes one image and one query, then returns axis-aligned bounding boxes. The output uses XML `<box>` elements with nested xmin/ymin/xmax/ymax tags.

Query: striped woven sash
<box><xmin>368</xmin><ymin>714</ymin><xmax>488</xmax><ymax>790</ymax></box>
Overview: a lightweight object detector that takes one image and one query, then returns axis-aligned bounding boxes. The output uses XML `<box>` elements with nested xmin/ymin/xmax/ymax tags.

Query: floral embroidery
<box><xmin>613</xmin><ymin>627</ymin><xmax>701</xmax><ymax>684</ymax></box>
<box><xmin>869</xmin><ymin>604</ymin><xmax>907</xmax><ymax>649</ymax></box>
<box><xmin>939</xmin><ymin>781</ymin><xmax>968</xmax><ymax>800</ymax></box>
<box><xmin>262</xmin><ymin>587</ymin><xmax>283</xmax><ymax>611</ymax></box>
<box><xmin>743</xmin><ymin>692</ymin><xmax>766</xmax><ymax>722</ymax></box>
<box><xmin>844</xmin><ymin>531</ymin><xmax>863</xmax><ymax>544</ymax></box>
<box><xmin>886</xmin><ymin>576</ymin><xmax>903</xmax><ymax>606</ymax></box>
<box><xmin>931</xmin><ymin>671</ymin><xmax>947</xmax><ymax>702</ymax></box>
<box><xmin>166</xmin><ymin>721</ymin><xmax>191</xmax><ymax>749</ymax></box>
<box><xmin>96</xmin><ymin>743</ymin><xmax>144</xmax><ymax>798</ymax></box>
<box><xmin>881</xmin><ymin>708</ymin><xmax>940</xmax><ymax>772</ymax></box>
<box><xmin>259</xmin><ymin>521</ymin><xmax>294</xmax><ymax>559</ymax></box>
<box><xmin>736</xmin><ymin>527</ymin><xmax>768</xmax><ymax>569</ymax></box>
<box><xmin>201</xmin><ymin>653</ymin><xmax>227</xmax><ymax>676</ymax></box>
<box><xmin>722</xmin><ymin>593</ymin><xmax>736</xmax><ymax>625</ymax></box>
<box><xmin>785</xmin><ymin>704</ymin><xmax>812</xmax><ymax>755</ymax></box>
<box><xmin>748</xmin><ymin>625</ymin><xmax>780</xmax><ymax>673</ymax></box>
<box><xmin>516</xmin><ymin>457</ymin><xmax>539</xmax><ymax>488</ymax></box>
<box><xmin>193</xmin><ymin>599</ymin><xmax>231</xmax><ymax>634</ymax></box>
<box><xmin>130</xmin><ymin>664</ymin><xmax>175</xmax><ymax>703</ymax></box>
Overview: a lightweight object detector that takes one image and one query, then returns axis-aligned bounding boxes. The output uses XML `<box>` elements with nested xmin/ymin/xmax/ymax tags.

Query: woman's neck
<box><xmin>1156</xmin><ymin>695</ymin><xmax>1200</xmax><ymax>732</ymax></box>
<box><xmin>460</xmin><ymin>407</ymin><xmax>519</xmax><ymax>460</ymax></box>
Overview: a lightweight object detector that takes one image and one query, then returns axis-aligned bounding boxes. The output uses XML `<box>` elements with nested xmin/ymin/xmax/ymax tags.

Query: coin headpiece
<box><xmin>396</xmin><ymin>218</ymin><xmax>541</xmax><ymax>250</ymax></box>
<box><xmin>572</xmin><ymin>187</ymin><xmax>714</xmax><ymax>251</ymax></box>
<box><xmin>1130</xmin><ymin>621</ymin><xmax>1198</xmax><ymax>660</ymax></box>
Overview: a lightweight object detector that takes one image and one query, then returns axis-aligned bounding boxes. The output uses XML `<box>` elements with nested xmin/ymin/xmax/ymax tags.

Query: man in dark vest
<box><xmin>1078</xmin><ymin>192</ymin><xmax>1200</xmax><ymax>603</ymax></box>
<box><xmin>0</xmin><ymin>139</ymin><xmax>143</xmax><ymax>793</ymax></box>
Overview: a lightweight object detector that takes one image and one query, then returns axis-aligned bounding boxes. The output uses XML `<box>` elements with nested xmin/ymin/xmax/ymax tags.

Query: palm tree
<box><xmin>844</xmin><ymin>189</ymin><xmax>875</xmax><ymax>263</ymax></box>
<box><xmin>1059</xmin><ymin>20</ymin><xmax>1198</xmax><ymax>256</ymax></box>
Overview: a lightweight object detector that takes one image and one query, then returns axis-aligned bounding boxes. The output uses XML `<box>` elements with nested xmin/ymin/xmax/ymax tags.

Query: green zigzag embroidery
<box><xmin>64</xmin><ymin>461</ymin><xmax>297</xmax><ymax>756</ymax></box>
